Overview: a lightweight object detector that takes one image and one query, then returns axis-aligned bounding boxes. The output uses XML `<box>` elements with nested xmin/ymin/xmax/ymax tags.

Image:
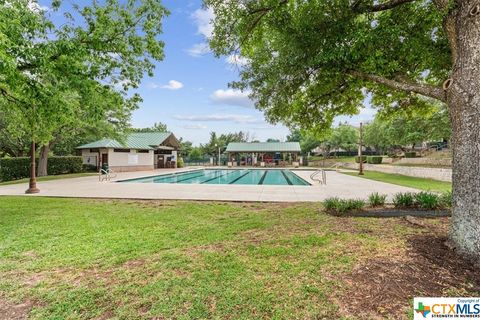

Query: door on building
<box><xmin>157</xmin><ymin>155</ymin><xmax>165</xmax><ymax>168</ymax></box>
<box><xmin>101</xmin><ymin>153</ymin><xmax>108</xmax><ymax>166</ymax></box>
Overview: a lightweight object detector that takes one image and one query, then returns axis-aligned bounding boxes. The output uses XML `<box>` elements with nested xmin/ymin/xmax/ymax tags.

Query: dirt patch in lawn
<box><xmin>0</xmin><ymin>298</ymin><xmax>33</xmax><ymax>320</ymax></box>
<box><xmin>339</xmin><ymin>233</ymin><xmax>480</xmax><ymax>319</ymax></box>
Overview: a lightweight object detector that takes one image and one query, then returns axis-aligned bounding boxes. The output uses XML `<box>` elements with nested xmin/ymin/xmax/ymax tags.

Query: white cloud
<box><xmin>210</xmin><ymin>89</ymin><xmax>254</xmax><ymax>108</ymax></box>
<box><xmin>186</xmin><ymin>43</ymin><xmax>210</xmax><ymax>57</ymax></box>
<box><xmin>181</xmin><ymin>124</ymin><xmax>208</xmax><ymax>129</ymax></box>
<box><xmin>186</xmin><ymin>8</ymin><xmax>215</xmax><ymax>57</ymax></box>
<box><xmin>27</xmin><ymin>1</ymin><xmax>49</xmax><ymax>12</ymax></box>
<box><xmin>161</xmin><ymin>80</ymin><xmax>184</xmax><ymax>90</ymax></box>
<box><xmin>149</xmin><ymin>80</ymin><xmax>184</xmax><ymax>90</ymax></box>
<box><xmin>191</xmin><ymin>7</ymin><xmax>214</xmax><ymax>38</ymax></box>
<box><xmin>225</xmin><ymin>54</ymin><xmax>249</xmax><ymax>66</ymax></box>
<box><xmin>174</xmin><ymin>114</ymin><xmax>259</xmax><ymax>124</ymax></box>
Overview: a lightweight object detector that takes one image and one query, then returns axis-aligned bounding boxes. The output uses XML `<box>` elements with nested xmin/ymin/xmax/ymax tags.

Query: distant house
<box><xmin>77</xmin><ymin>132</ymin><xmax>181</xmax><ymax>172</ymax></box>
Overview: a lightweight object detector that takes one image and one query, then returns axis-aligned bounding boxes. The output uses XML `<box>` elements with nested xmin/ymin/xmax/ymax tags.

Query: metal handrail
<box><xmin>310</xmin><ymin>169</ymin><xmax>327</xmax><ymax>185</ymax></box>
<box><xmin>99</xmin><ymin>168</ymin><xmax>117</xmax><ymax>182</ymax></box>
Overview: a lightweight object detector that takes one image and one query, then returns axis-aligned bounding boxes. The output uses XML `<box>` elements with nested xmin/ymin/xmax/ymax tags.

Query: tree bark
<box><xmin>37</xmin><ymin>144</ymin><xmax>50</xmax><ymax>177</ymax></box>
<box><xmin>447</xmin><ymin>0</ymin><xmax>480</xmax><ymax>262</ymax></box>
<box><xmin>25</xmin><ymin>140</ymin><xmax>39</xmax><ymax>194</ymax></box>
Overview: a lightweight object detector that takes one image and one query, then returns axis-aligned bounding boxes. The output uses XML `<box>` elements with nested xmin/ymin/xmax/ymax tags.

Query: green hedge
<box><xmin>367</xmin><ymin>156</ymin><xmax>383</xmax><ymax>164</ymax></box>
<box><xmin>0</xmin><ymin>156</ymin><xmax>83</xmax><ymax>181</ymax></box>
<box><xmin>355</xmin><ymin>156</ymin><xmax>367</xmax><ymax>163</ymax></box>
<box><xmin>404</xmin><ymin>151</ymin><xmax>417</xmax><ymax>158</ymax></box>
<box><xmin>0</xmin><ymin>158</ymin><xmax>30</xmax><ymax>181</ymax></box>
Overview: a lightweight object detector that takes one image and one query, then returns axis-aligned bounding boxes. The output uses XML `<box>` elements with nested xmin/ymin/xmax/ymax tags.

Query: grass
<box><xmin>0</xmin><ymin>197</ymin><xmax>471</xmax><ymax>319</ymax></box>
<box><xmin>0</xmin><ymin>172</ymin><xmax>96</xmax><ymax>186</ymax></box>
<box><xmin>342</xmin><ymin>171</ymin><xmax>452</xmax><ymax>192</ymax></box>
<box><xmin>308</xmin><ymin>156</ymin><xmax>356</xmax><ymax>163</ymax></box>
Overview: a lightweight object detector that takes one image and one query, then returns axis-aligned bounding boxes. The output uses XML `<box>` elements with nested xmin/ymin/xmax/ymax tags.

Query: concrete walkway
<box><xmin>0</xmin><ymin>168</ymin><xmax>419</xmax><ymax>202</ymax></box>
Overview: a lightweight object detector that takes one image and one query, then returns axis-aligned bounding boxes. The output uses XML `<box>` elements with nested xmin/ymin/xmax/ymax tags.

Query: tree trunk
<box><xmin>37</xmin><ymin>143</ymin><xmax>50</xmax><ymax>177</ymax></box>
<box><xmin>25</xmin><ymin>140</ymin><xmax>39</xmax><ymax>194</ymax></box>
<box><xmin>448</xmin><ymin>0</ymin><xmax>480</xmax><ymax>262</ymax></box>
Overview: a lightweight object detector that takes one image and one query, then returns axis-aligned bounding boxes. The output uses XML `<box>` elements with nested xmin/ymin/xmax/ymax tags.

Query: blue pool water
<box><xmin>120</xmin><ymin>169</ymin><xmax>310</xmax><ymax>186</ymax></box>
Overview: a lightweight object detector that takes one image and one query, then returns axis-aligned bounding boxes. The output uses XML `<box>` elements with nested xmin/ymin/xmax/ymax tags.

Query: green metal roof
<box><xmin>77</xmin><ymin>132</ymin><xmax>174</xmax><ymax>150</ymax></box>
<box><xmin>225</xmin><ymin>142</ymin><xmax>301</xmax><ymax>153</ymax></box>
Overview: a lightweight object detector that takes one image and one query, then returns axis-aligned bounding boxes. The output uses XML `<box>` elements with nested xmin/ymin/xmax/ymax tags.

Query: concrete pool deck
<box><xmin>0</xmin><ymin>167</ymin><xmax>420</xmax><ymax>202</ymax></box>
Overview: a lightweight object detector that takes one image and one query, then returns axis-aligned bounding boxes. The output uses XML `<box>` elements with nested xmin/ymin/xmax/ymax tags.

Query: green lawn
<box><xmin>0</xmin><ymin>197</ymin><xmax>473</xmax><ymax>319</ymax></box>
<box><xmin>0</xmin><ymin>172</ymin><xmax>96</xmax><ymax>186</ymax></box>
<box><xmin>342</xmin><ymin>171</ymin><xmax>452</xmax><ymax>192</ymax></box>
<box><xmin>309</xmin><ymin>156</ymin><xmax>355</xmax><ymax>163</ymax></box>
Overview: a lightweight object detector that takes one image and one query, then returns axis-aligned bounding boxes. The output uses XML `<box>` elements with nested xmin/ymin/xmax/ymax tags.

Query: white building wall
<box><xmin>108</xmin><ymin>149</ymin><xmax>153</xmax><ymax>167</ymax></box>
<box><xmin>81</xmin><ymin>150</ymin><xmax>98</xmax><ymax>166</ymax></box>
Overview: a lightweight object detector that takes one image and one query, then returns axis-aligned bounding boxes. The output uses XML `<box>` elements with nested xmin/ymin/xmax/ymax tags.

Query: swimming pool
<box><xmin>120</xmin><ymin>169</ymin><xmax>310</xmax><ymax>186</ymax></box>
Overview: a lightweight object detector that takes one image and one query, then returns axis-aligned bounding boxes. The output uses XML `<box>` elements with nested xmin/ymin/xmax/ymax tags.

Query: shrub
<box><xmin>48</xmin><ymin>157</ymin><xmax>83</xmax><ymax>174</ymax></box>
<box><xmin>404</xmin><ymin>151</ymin><xmax>417</xmax><ymax>158</ymax></box>
<box><xmin>323</xmin><ymin>197</ymin><xmax>342</xmax><ymax>212</ymax></box>
<box><xmin>366</xmin><ymin>156</ymin><xmax>383</xmax><ymax>164</ymax></box>
<box><xmin>355</xmin><ymin>156</ymin><xmax>367</xmax><ymax>163</ymax></box>
<box><xmin>368</xmin><ymin>192</ymin><xmax>387</xmax><ymax>207</ymax></box>
<box><xmin>177</xmin><ymin>157</ymin><xmax>184</xmax><ymax>168</ymax></box>
<box><xmin>82</xmin><ymin>164</ymin><xmax>98</xmax><ymax>172</ymax></box>
<box><xmin>345</xmin><ymin>199</ymin><xmax>366</xmax><ymax>211</ymax></box>
<box><xmin>414</xmin><ymin>191</ymin><xmax>440</xmax><ymax>209</ymax></box>
<box><xmin>439</xmin><ymin>191</ymin><xmax>452</xmax><ymax>209</ymax></box>
<box><xmin>0</xmin><ymin>156</ymin><xmax>83</xmax><ymax>182</ymax></box>
<box><xmin>323</xmin><ymin>197</ymin><xmax>365</xmax><ymax>213</ymax></box>
<box><xmin>393</xmin><ymin>192</ymin><xmax>415</xmax><ymax>208</ymax></box>
<box><xmin>0</xmin><ymin>158</ymin><xmax>30</xmax><ymax>181</ymax></box>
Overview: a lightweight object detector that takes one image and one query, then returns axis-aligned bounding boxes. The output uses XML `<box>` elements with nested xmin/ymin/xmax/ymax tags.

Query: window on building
<box><xmin>89</xmin><ymin>148</ymin><xmax>99</xmax><ymax>153</ymax></box>
<box><xmin>114</xmin><ymin>149</ymin><xmax>130</xmax><ymax>153</ymax></box>
<box><xmin>137</xmin><ymin>150</ymin><xmax>149</xmax><ymax>153</ymax></box>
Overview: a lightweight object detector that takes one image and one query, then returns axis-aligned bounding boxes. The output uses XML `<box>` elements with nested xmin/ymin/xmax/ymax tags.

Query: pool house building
<box><xmin>77</xmin><ymin>132</ymin><xmax>181</xmax><ymax>172</ymax></box>
<box><xmin>225</xmin><ymin>142</ymin><xmax>302</xmax><ymax>167</ymax></box>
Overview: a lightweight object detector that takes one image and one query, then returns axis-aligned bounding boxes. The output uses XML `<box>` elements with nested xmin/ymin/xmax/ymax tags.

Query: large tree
<box><xmin>287</xmin><ymin>128</ymin><xmax>323</xmax><ymax>155</ymax></box>
<box><xmin>36</xmin><ymin>83</ymin><xmax>138</xmax><ymax>176</ymax></box>
<box><xmin>206</xmin><ymin>0</ymin><xmax>480</xmax><ymax>260</ymax></box>
<box><xmin>201</xmin><ymin>131</ymin><xmax>250</xmax><ymax>157</ymax></box>
<box><xmin>0</xmin><ymin>0</ymin><xmax>167</xmax><ymax>190</ymax></box>
<box><xmin>364</xmin><ymin>104</ymin><xmax>451</xmax><ymax>153</ymax></box>
<box><xmin>329</xmin><ymin>124</ymin><xmax>359</xmax><ymax>155</ymax></box>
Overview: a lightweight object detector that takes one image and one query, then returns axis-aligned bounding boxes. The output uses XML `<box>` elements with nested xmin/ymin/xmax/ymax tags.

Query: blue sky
<box><xmin>47</xmin><ymin>0</ymin><xmax>376</xmax><ymax>145</ymax></box>
<box><xmin>129</xmin><ymin>0</ymin><xmax>296</xmax><ymax>145</ymax></box>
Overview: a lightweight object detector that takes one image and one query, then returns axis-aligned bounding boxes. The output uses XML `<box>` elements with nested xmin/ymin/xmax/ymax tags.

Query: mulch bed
<box><xmin>339</xmin><ymin>234</ymin><xmax>480</xmax><ymax>319</ymax></box>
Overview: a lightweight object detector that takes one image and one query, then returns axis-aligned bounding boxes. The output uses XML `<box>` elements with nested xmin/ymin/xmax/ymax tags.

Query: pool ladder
<box><xmin>310</xmin><ymin>170</ymin><xmax>327</xmax><ymax>185</ymax></box>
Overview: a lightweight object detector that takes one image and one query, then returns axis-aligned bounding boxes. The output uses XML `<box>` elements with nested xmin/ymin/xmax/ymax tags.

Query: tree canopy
<box><xmin>0</xmin><ymin>0</ymin><xmax>168</xmax><ymax>175</ymax></box>
<box><xmin>200</xmin><ymin>131</ymin><xmax>251</xmax><ymax>156</ymax></box>
<box><xmin>206</xmin><ymin>0</ymin><xmax>450</xmax><ymax>132</ymax></box>
<box><xmin>131</xmin><ymin>122</ymin><xmax>168</xmax><ymax>133</ymax></box>
<box><xmin>329</xmin><ymin>124</ymin><xmax>358</xmax><ymax>154</ymax></box>
<box><xmin>364</xmin><ymin>104</ymin><xmax>451</xmax><ymax>152</ymax></box>
<box><xmin>1</xmin><ymin>0</ymin><xmax>167</xmax><ymax>140</ymax></box>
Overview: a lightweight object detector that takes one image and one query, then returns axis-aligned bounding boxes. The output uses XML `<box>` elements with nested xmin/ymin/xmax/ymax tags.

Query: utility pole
<box><xmin>358</xmin><ymin>122</ymin><xmax>364</xmax><ymax>175</ymax></box>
